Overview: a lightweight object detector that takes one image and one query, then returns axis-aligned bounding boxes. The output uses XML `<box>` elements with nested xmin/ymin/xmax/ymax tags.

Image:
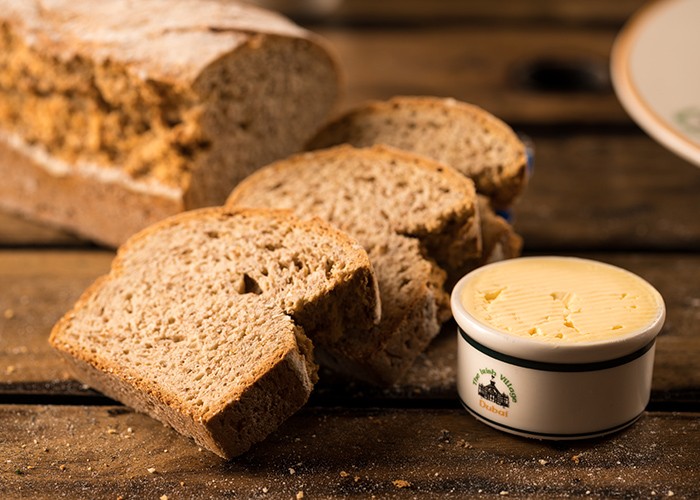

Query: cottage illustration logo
<box><xmin>472</xmin><ymin>368</ymin><xmax>517</xmax><ymax>418</ymax></box>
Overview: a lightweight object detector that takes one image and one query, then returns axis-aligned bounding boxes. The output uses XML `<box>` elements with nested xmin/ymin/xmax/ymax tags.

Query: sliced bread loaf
<box><xmin>307</xmin><ymin>96</ymin><xmax>528</xmax><ymax>208</ymax></box>
<box><xmin>49</xmin><ymin>207</ymin><xmax>380</xmax><ymax>458</ymax></box>
<box><xmin>0</xmin><ymin>0</ymin><xmax>339</xmax><ymax>246</ymax></box>
<box><xmin>227</xmin><ymin>145</ymin><xmax>481</xmax><ymax>384</ymax></box>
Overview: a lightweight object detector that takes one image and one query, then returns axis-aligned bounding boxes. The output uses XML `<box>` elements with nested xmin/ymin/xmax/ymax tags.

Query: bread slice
<box><xmin>227</xmin><ymin>145</ymin><xmax>481</xmax><ymax>384</ymax></box>
<box><xmin>477</xmin><ymin>196</ymin><xmax>523</xmax><ymax>265</ymax></box>
<box><xmin>49</xmin><ymin>207</ymin><xmax>380</xmax><ymax>458</ymax></box>
<box><xmin>0</xmin><ymin>0</ymin><xmax>339</xmax><ymax>246</ymax></box>
<box><xmin>307</xmin><ymin>96</ymin><xmax>528</xmax><ymax>208</ymax></box>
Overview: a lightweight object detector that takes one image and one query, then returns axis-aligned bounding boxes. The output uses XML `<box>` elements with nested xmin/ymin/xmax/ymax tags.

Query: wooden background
<box><xmin>1</xmin><ymin>1</ymin><xmax>699</xmax><ymax>498</ymax></box>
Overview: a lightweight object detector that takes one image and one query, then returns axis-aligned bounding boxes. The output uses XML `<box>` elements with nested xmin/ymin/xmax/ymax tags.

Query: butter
<box><xmin>461</xmin><ymin>257</ymin><xmax>663</xmax><ymax>343</ymax></box>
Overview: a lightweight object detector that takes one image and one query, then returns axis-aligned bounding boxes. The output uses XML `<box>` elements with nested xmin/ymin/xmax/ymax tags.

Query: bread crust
<box><xmin>49</xmin><ymin>207</ymin><xmax>380</xmax><ymax>458</ymax></box>
<box><xmin>0</xmin><ymin>132</ymin><xmax>184</xmax><ymax>246</ymax></box>
<box><xmin>4</xmin><ymin>0</ymin><xmax>324</xmax><ymax>83</ymax></box>
<box><xmin>227</xmin><ymin>145</ymin><xmax>479</xmax><ymax>384</ymax></box>
<box><xmin>307</xmin><ymin>96</ymin><xmax>528</xmax><ymax>208</ymax></box>
<box><xmin>230</xmin><ymin>144</ymin><xmax>482</xmax><ymax>270</ymax></box>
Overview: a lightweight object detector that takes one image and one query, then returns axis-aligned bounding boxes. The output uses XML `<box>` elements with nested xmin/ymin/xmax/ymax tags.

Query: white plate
<box><xmin>611</xmin><ymin>0</ymin><xmax>700</xmax><ymax>167</ymax></box>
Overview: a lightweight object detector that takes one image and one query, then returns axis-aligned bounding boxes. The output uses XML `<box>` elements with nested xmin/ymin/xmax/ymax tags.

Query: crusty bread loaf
<box><xmin>227</xmin><ymin>145</ymin><xmax>481</xmax><ymax>384</ymax></box>
<box><xmin>307</xmin><ymin>96</ymin><xmax>528</xmax><ymax>208</ymax></box>
<box><xmin>0</xmin><ymin>0</ymin><xmax>339</xmax><ymax>246</ymax></box>
<box><xmin>49</xmin><ymin>207</ymin><xmax>380</xmax><ymax>458</ymax></box>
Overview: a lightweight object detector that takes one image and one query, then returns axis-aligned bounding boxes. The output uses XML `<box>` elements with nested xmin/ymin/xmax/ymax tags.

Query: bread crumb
<box><xmin>180</xmin><ymin>482</ymin><xmax>185</xmax><ymax>487</ymax></box>
<box><xmin>147</xmin><ymin>467</ymin><xmax>157</xmax><ymax>474</ymax></box>
<box><xmin>667</xmin><ymin>492</ymin><xmax>674</xmax><ymax>497</ymax></box>
<box><xmin>106</xmin><ymin>428</ymin><xmax>118</xmax><ymax>434</ymax></box>
<box><xmin>26</xmin><ymin>465</ymin><xmax>35</xmax><ymax>470</ymax></box>
<box><xmin>500</xmin><ymin>491</ymin><xmax>509</xmax><ymax>496</ymax></box>
<box><xmin>59</xmin><ymin>465</ymin><xmax>66</xmax><ymax>471</ymax></box>
<box><xmin>160</xmin><ymin>496</ymin><xmax>168</xmax><ymax>500</ymax></box>
<box><xmin>262</xmin><ymin>487</ymin><xmax>269</xmax><ymax>493</ymax></box>
<box><xmin>438</xmin><ymin>429</ymin><xmax>451</xmax><ymax>443</ymax></box>
<box><xmin>392</xmin><ymin>479</ymin><xmax>411</xmax><ymax>488</ymax></box>
<box><xmin>127</xmin><ymin>427</ymin><xmax>133</xmax><ymax>433</ymax></box>
<box><xmin>296</xmin><ymin>491</ymin><xmax>304</xmax><ymax>499</ymax></box>
<box><xmin>3</xmin><ymin>308</ymin><xmax>15</xmax><ymax>319</ymax></box>
<box><xmin>289</xmin><ymin>467</ymin><xmax>296</xmax><ymax>475</ymax></box>
<box><xmin>5</xmin><ymin>365</ymin><xmax>15</xmax><ymax>375</ymax></box>
<box><xmin>455</xmin><ymin>439</ymin><xmax>473</xmax><ymax>449</ymax></box>
<box><xmin>571</xmin><ymin>454</ymin><xmax>582</xmax><ymax>465</ymax></box>
<box><xmin>539</xmin><ymin>459</ymin><xmax>549</xmax><ymax>466</ymax></box>
<box><xmin>340</xmin><ymin>471</ymin><xmax>349</xmax><ymax>477</ymax></box>
<box><xmin>354</xmin><ymin>476</ymin><xmax>360</xmax><ymax>482</ymax></box>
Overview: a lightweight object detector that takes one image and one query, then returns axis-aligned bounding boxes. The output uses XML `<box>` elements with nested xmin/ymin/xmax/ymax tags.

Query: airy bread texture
<box><xmin>227</xmin><ymin>145</ymin><xmax>481</xmax><ymax>384</ymax></box>
<box><xmin>50</xmin><ymin>208</ymin><xmax>380</xmax><ymax>458</ymax></box>
<box><xmin>307</xmin><ymin>96</ymin><xmax>528</xmax><ymax>208</ymax></box>
<box><xmin>0</xmin><ymin>0</ymin><xmax>339</xmax><ymax>246</ymax></box>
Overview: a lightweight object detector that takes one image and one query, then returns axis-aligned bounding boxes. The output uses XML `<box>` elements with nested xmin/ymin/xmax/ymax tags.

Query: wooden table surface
<box><xmin>1</xmin><ymin>1</ymin><xmax>699</xmax><ymax>498</ymax></box>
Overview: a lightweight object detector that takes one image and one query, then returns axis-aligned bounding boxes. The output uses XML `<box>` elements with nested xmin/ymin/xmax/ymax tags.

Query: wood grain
<box><xmin>2</xmin><ymin>251</ymin><xmax>698</xmax><ymax>405</ymax></box>
<box><xmin>322</xmin><ymin>0</ymin><xmax>645</xmax><ymax>26</ymax></box>
<box><xmin>2</xmin><ymin>134</ymin><xmax>698</xmax><ymax>250</ymax></box>
<box><xmin>0</xmin><ymin>252</ymin><xmax>113</xmax><ymax>390</ymax></box>
<box><xmin>514</xmin><ymin>134</ymin><xmax>700</xmax><ymax>251</ymax></box>
<box><xmin>0</xmin><ymin>405</ymin><xmax>696</xmax><ymax>499</ymax></box>
<box><xmin>1</xmin><ymin>4</ymin><xmax>697</xmax><ymax>497</ymax></box>
<box><xmin>318</xmin><ymin>27</ymin><xmax>625</xmax><ymax>123</ymax></box>
<box><xmin>318</xmin><ymin>253</ymin><xmax>700</xmax><ymax>404</ymax></box>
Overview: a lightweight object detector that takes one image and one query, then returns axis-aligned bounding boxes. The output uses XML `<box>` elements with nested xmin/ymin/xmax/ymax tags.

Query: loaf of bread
<box><xmin>307</xmin><ymin>96</ymin><xmax>528</xmax><ymax>208</ymax></box>
<box><xmin>0</xmin><ymin>0</ymin><xmax>339</xmax><ymax>246</ymax></box>
<box><xmin>227</xmin><ymin>145</ymin><xmax>481</xmax><ymax>384</ymax></box>
<box><xmin>50</xmin><ymin>207</ymin><xmax>380</xmax><ymax>458</ymax></box>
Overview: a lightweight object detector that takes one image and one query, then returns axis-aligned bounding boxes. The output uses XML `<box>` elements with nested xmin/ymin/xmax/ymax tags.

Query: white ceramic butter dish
<box><xmin>452</xmin><ymin>256</ymin><xmax>666</xmax><ymax>440</ymax></box>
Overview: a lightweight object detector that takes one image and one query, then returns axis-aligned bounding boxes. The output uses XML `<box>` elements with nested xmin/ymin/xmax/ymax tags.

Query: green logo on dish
<box><xmin>473</xmin><ymin>368</ymin><xmax>517</xmax><ymax>407</ymax></box>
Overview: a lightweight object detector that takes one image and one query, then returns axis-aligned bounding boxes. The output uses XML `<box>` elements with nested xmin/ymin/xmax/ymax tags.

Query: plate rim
<box><xmin>611</xmin><ymin>0</ymin><xmax>700</xmax><ymax>166</ymax></box>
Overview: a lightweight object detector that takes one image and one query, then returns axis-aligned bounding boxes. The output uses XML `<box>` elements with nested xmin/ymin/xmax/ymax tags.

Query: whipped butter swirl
<box><xmin>461</xmin><ymin>257</ymin><xmax>663</xmax><ymax>343</ymax></box>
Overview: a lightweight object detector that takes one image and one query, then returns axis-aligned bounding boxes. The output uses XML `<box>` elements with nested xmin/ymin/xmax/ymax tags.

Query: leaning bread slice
<box><xmin>50</xmin><ymin>207</ymin><xmax>380</xmax><ymax>459</ymax></box>
<box><xmin>227</xmin><ymin>145</ymin><xmax>480</xmax><ymax>384</ymax></box>
<box><xmin>307</xmin><ymin>96</ymin><xmax>528</xmax><ymax>208</ymax></box>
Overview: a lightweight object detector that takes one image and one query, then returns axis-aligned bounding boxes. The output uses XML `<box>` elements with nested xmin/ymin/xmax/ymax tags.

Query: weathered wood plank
<box><xmin>1</xmin><ymin>251</ymin><xmax>698</xmax><ymax>405</ymax></box>
<box><xmin>0</xmin><ymin>252</ymin><xmax>113</xmax><ymax>390</ymax></box>
<box><xmin>514</xmin><ymin>134</ymin><xmax>700</xmax><ymax>251</ymax></box>
<box><xmin>0</xmin><ymin>212</ymin><xmax>82</xmax><ymax>247</ymax></box>
<box><xmin>0</xmin><ymin>405</ymin><xmax>696</xmax><ymax>499</ymax></box>
<box><xmin>318</xmin><ymin>27</ymin><xmax>625</xmax><ymax>123</ymax></box>
<box><xmin>2</xmin><ymin>134</ymin><xmax>698</xmax><ymax>249</ymax></box>
<box><xmin>318</xmin><ymin>253</ymin><xmax>700</xmax><ymax>403</ymax></box>
<box><xmin>319</xmin><ymin>0</ymin><xmax>645</xmax><ymax>26</ymax></box>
